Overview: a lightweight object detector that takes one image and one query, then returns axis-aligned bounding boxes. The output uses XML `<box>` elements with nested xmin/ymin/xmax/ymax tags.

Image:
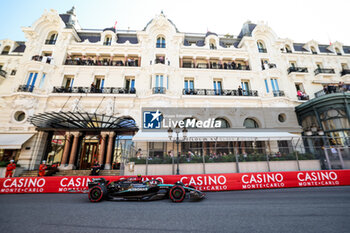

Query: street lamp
<box><xmin>168</xmin><ymin>125</ymin><xmax>188</xmax><ymax>175</ymax></box>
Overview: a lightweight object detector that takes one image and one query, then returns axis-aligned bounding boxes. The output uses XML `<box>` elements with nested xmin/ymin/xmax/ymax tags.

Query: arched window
<box><xmin>1</xmin><ymin>46</ymin><xmax>10</xmax><ymax>55</ymax></box>
<box><xmin>335</xmin><ymin>47</ymin><xmax>341</xmax><ymax>55</ymax></box>
<box><xmin>310</xmin><ymin>46</ymin><xmax>317</xmax><ymax>54</ymax></box>
<box><xmin>104</xmin><ymin>35</ymin><xmax>112</xmax><ymax>46</ymax></box>
<box><xmin>215</xmin><ymin>118</ymin><xmax>230</xmax><ymax>128</ymax></box>
<box><xmin>285</xmin><ymin>45</ymin><xmax>292</xmax><ymax>53</ymax></box>
<box><xmin>46</xmin><ymin>32</ymin><xmax>58</xmax><ymax>45</ymax></box>
<box><xmin>209</xmin><ymin>39</ymin><xmax>217</xmax><ymax>50</ymax></box>
<box><xmin>257</xmin><ymin>41</ymin><xmax>267</xmax><ymax>53</ymax></box>
<box><xmin>156</xmin><ymin>36</ymin><xmax>166</xmax><ymax>48</ymax></box>
<box><xmin>243</xmin><ymin>118</ymin><xmax>259</xmax><ymax>128</ymax></box>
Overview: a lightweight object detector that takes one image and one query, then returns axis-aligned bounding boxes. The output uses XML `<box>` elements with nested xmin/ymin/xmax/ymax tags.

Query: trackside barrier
<box><xmin>0</xmin><ymin>170</ymin><xmax>350</xmax><ymax>194</ymax></box>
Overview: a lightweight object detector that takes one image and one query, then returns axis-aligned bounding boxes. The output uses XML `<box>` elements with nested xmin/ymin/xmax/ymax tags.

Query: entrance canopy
<box><xmin>0</xmin><ymin>133</ymin><xmax>34</xmax><ymax>149</ymax></box>
<box><xmin>133</xmin><ymin>130</ymin><xmax>300</xmax><ymax>142</ymax></box>
<box><xmin>29</xmin><ymin>111</ymin><xmax>138</xmax><ymax>132</ymax></box>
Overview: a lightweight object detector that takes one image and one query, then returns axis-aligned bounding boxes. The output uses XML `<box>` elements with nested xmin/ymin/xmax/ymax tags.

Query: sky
<box><xmin>1</xmin><ymin>0</ymin><xmax>349</xmax><ymax>45</ymax></box>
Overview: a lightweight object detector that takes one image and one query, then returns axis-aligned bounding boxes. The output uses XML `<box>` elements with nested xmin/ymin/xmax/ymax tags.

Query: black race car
<box><xmin>88</xmin><ymin>177</ymin><xmax>205</xmax><ymax>203</ymax></box>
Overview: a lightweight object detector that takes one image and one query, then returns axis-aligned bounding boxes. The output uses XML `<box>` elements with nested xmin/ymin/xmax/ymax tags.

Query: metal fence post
<box><xmin>202</xmin><ymin>153</ymin><xmax>206</xmax><ymax>174</ymax></box>
<box><xmin>337</xmin><ymin>148</ymin><xmax>345</xmax><ymax>169</ymax></box>
<box><xmin>295</xmin><ymin>151</ymin><xmax>301</xmax><ymax>171</ymax></box>
<box><xmin>323</xmin><ymin>148</ymin><xmax>332</xmax><ymax>170</ymax></box>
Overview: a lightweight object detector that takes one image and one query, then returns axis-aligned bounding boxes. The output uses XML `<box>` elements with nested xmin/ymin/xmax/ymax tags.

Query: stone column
<box><xmin>125</xmin><ymin>55</ymin><xmax>128</xmax><ymax>66</ymax></box>
<box><xmin>105</xmin><ymin>132</ymin><xmax>116</xmax><ymax>170</ymax></box>
<box><xmin>67</xmin><ymin>132</ymin><xmax>81</xmax><ymax>170</ymax></box>
<box><xmin>98</xmin><ymin>132</ymin><xmax>108</xmax><ymax>165</ymax></box>
<box><xmin>179</xmin><ymin>57</ymin><xmax>183</xmax><ymax>68</ymax></box>
<box><xmin>138</xmin><ymin>56</ymin><xmax>141</xmax><ymax>67</ymax></box>
<box><xmin>59</xmin><ymin>132</ymin><xmax>72</xmax><ymax>169</ymax></box>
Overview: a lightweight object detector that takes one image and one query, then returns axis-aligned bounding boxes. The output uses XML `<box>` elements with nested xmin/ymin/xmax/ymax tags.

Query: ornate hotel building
<box><xmin>0</xmin><ymin>7</ymin><xmax>349</xmax><ymax>172</ymax></box>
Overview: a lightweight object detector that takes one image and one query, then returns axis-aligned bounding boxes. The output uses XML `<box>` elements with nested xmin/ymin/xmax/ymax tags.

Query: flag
<box><xmin>114</xmin><ymin>21</ymin><xmax>118</xmax><ymax>29</ymax></box>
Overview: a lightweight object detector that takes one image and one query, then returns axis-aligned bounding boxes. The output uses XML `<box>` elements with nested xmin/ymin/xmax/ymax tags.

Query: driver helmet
<box><xmin>10</xmin><ymin>160</ymin><xmax>14</xmax><ymax>163</ymax></box>
<box><xmin>175</xmin><ymin>181</ymin><xmax>184</xmax><ymax>186</ymax></box>
<box><xmin>42</xmin><ymin>160</ymin><xmax>46</xmax><ymax>164</ymax></box>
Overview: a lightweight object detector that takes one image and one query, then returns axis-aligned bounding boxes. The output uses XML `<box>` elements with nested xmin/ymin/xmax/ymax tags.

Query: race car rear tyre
<box><xmin>88</xmin><ymin>185</ymin><xmax>107</xmax><ymax>202</ymax></box>
<box><xmin>169</xmin><ymin>185</ymin><xmax>185</xmax><ymax>203</ymax></box>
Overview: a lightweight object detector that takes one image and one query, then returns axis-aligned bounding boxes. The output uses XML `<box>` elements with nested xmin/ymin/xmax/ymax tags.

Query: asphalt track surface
<box><xmin>0</xmin><ymin>186</ymin><xmax>349</xmax><ymax>233</ymax></box>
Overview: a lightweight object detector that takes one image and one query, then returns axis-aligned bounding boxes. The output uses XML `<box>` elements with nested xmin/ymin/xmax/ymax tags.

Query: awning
<box><xmin>132</xmin><ymin>131</ymin><xmax>300</xmax><ymax>142</ymax></box>
<box><xmin>0</xmin><ymin>133</ymin><xmax>34</xmax><ymax>149</ymax></box>
<box><xmin>29</xmin><ymin>111</ymin><xmax>138</xmax><ymax>132</ymax></box>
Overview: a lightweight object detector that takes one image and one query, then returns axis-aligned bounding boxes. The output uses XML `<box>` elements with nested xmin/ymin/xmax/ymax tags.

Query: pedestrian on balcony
<box><xmin>231</xmin><ymin>61</ymin><xmax>236</xmax><ymax>69</ymax></box>
<box><xmin>339</xmin><ymin>82</ymin><xmax>346</xmax><ymax>92</ymax></box>
<box><xmin>38</xmin><ymin>160</ymin><xmax>47</xmax><ymax>177</ymax></box>
<box><xmin>90</xmin><ymin>83</ymin><xmax>95</xmax><ymax>93</ymax></box>
<box><xmin>5</xmin><ymin>160</ymin><xmax>16</xmax><ymax>178</ymax></box>
<box><xmin>238</xmin><ymin>85</ymin><xmax>243</xmax><ymax>96</ymax></box>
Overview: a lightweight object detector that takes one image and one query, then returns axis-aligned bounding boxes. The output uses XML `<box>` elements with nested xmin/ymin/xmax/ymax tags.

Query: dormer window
<box><xmin>1</xmin><ymin>46</ymin><xmax>10</xmax><ymax>55</ymax></box>
<box><xmin>257</xmin><ymin>41</ymin><xmax>267</xmax><ymax>53</ymax></box>
<box><xmin>156</xmin><ymin>36</ymin><xmax>166</xmax><ymax>48</ymax></box>
<box><xmin>45</xmin><ymin>32</ymin><xmax>58</xmax><ymax>45</ymax></box>
<box><xmin>335</xmin><ymin>47</ymin><xmax>342</xmax><ymax>55</ymax></box>
<box><xmin>310</xmin><ymin>46</ymin><xmax>317</xmax><ymax>54</ymax></box>
<box><xmin>209</xmin><ymin>39</ymin><xmax>217</xmax><ymax>50</ymax></box>
<box><xmin>104</xmin><ymin>35</ymin><xmax>112</xmax><ymax>46</ymax></box>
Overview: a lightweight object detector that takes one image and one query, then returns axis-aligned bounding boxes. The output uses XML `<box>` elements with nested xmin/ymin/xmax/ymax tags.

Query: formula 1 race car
<box><xmin>88</xmin><ymin>176</ymin><xmax>205</xmax><ymax>203</ymax></box>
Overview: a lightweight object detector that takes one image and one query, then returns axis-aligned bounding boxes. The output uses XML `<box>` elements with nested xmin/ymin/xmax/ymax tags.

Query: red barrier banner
<box><xmin>1</xmin><ymin>170</ymin><xmax>350</xmax><ymax>194</ymax></box>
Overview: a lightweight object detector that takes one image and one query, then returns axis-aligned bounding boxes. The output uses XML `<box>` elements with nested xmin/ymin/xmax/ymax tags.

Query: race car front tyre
<box><xmin>88</xmin><ymin>185</ymin><xmax>107</xmax><ymax>202</ymax></box>
<box><xmin>169</xmin><ymin>185</ymin><xmax>185</xmax><ymax>203</ymax></box>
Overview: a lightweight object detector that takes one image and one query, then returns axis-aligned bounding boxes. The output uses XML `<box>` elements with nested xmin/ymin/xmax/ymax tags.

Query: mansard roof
<box><xmin>12</xmin><ymin>42</ymin><xmax>26</xmax><ymax>53</ymax></box>
<box><xmin>77</xmin><ymin>32</ymin><xmax>101</xmax><ymax>43</ymax></box>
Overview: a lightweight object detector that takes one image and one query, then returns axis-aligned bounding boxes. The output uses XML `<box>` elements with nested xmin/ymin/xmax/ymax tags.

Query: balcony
<box><xmin>155</xmin><ymin>58</ymin><xmax>165</xmax><ymax>64</ymax></box>
<box><xmin>258</xmin><ymin>48</ymin><xmax>267</xmax><ymax>53</ymax></box>
<box><xmin>262</xmin><ymin>63</ymin><xmax>277</xmax><ymax>70</ymax></box>
<box><xmin>65</xmin><ymin>59</ymin><xmax>139</xmax><ymax>67</ymax></box>
<box><xmin>52</xmin><ymin>86</ymin><xmax>136</xmax><ymax>94</ymax></box>
<box><xmin>314</xmin><ymin>68</ymin><xmax>335</xmax><ymax>75</ymax></box>
<box><xmin>152</xmin><ymin>87</ymin><xmax>166</xmax><ymax>94</ymax></box>
<box><xmin>273</xmin><ymin>90</ymin><xmax>285</xmax><ymax>97</ymax></box>
<box><xmin>287</xmin><ymin>67</ymin><xmax>308</xmax><ymax>74</ymax></box>
<box><xmin>31</xmin><ymin>55</ymin><xmax>52</xmax><ymax>64</ymax></box>
<box><xmin>103</xmin><ymin>41</ymin><xmax>111</xmax><ymax>46</ymax></box>
<box><xmin>45</xmin><ymin>40</ymin><xmax>56</xmax><ymax>45</ymax></box>
<box><xmin>0</xmin><ymin>70</ymin><xmax>6</xmax><ymax>78</ymax></box>
<box><xmin>181</xmin><ymin>63</ymin><xmax>250</xmax><ymax>71</ymax></box>
<box><xmin>17</xmin><ymin>85</ymin><xmax>34</xmax><ymax>92</ymax></box>
<box><xmin>182</xmin><ymin>88</ymin><xmax>258</xmax><ymax>97</ymax></box>
<box><xmin>341</xmin><ymin>69</ymin><xmax>350</xmax><ymax>76</ymax></box>
<box><xmin>313</xmin><ymin>85</ymin><xmax>347</xmax><ymax>98</ymax></box>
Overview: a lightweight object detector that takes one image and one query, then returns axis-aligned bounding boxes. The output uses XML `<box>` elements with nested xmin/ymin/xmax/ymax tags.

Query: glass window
<box><xmin>156</xmin><ymin>37</ymin><xmax>166</xmax><ymax>48</ymax></box>
<box><xmin>244</xmin><ymin>118</ymin><xmax>259</xmax><ymax>128</ymax></box>
<box><xmin>215</xmin><ymin>118</ymin><xmax>230</xmax><ymax>128</ymax></box>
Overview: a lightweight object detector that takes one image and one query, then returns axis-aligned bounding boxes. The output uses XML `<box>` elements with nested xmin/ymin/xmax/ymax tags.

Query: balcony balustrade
<box><xmin>103</xmin><ymin>41</ymin><xmax>111</xmax><ymax>46</ymax></box>
<box><xmin>273</xmin><ymin>90</ymin><xmax>285</xmax><ymax>97</ymax></box>
<box><xmin>314</xmin><ymin>68</ymin><xmax>335</xmax><ymax>75</ymax></box>
<box><xmin>182</xmin><ymin>88</ymin><xmax>258</xmax><ymax>96</ymax></box>
<box><xmin>17</xmin><ymin>85</ymin><xmax>34</xmax><ymax>92</ymax></box>
<box><xmin>65</xmin><ymin>59</ymin><xmax>139</xmax><ymax>67</ymax></box>
<box><xmin>52</xmin><ymin>86</ymin><xmax>136</xmax><ymax>94</ymax></box>
<box><xmin>287</xmin><ymin>67</ymin><xmax>308</xmax><ymax>74</ymax></box>
<box><xmin>181</xmin><ymin>62</ymin><xmax>250</xmax><ymax>71</ymax></box>
<box><xmin>341</xmin><ymin>69</ymin><xmax>350</xmax><ymax>76</ymax></box>
<box><xmin>152</xmin><ymin>87</ymin><xmax>166</xmax><ymax>94</ymax></box>
<box><xmin>258</xmin><ymin>48</ymin><xmax>267</xmax><ymax>53</ymax></box>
